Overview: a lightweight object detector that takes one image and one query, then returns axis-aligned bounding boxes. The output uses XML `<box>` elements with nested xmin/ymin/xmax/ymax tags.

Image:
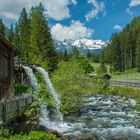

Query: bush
<box><xmin>96</xmin><ymin>63</ymin><xmax>107</xmax><ymax>75</ymax></box>
<box><xmin>51</xmin><ymin>60</ymin><xmax>95</xmax><ymax>114</ymax></box>
<box><xmin>14</xmin><ymin>85</ymin><xmax>32</xmax><ymax>95</ymax></box>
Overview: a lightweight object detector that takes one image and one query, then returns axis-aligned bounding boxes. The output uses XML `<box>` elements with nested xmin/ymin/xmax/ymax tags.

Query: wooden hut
<box><xmin>0</xmin><ymin>34</ymin><xmax>20</xmax><ymax>100</ymax></box>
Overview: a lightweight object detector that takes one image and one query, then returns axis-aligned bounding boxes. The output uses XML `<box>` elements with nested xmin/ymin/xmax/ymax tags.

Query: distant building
<box><xmin>0</xmin><ymin>34</ymin><xmax>20</xmax><ymax>100</ymax></box>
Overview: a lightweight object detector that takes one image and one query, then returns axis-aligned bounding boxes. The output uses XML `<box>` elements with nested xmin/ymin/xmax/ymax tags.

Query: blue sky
<box><xmin>0</xmin><ymin>0</ymin><xmax>140</xmax><ymax>41</ymax></box>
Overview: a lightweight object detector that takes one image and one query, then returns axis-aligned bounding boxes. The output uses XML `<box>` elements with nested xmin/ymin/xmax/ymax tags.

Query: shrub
<box><xmin>96</xmin><ymin>63</ymin><xmax>107</xmax><ymax>75</ymax></box>
<box><xmin>51</xmin><ymin>60</ymin><xmax>95</xmax><ymax>114</ymax></box>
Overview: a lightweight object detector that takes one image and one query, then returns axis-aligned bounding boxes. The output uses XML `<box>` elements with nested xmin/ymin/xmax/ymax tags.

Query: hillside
<box><xmin>103</xmin><ymin>16</ymin><xmax>140</xmax><ymax>72</ymax></box>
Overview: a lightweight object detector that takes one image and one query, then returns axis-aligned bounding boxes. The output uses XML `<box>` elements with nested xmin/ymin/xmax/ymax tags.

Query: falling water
<box><xmin>22</xmin><ymin>66</ymin><xmax>38</xmax><ymax>91</ymax></box>
<box><xmin>21</xmin><ymin>66</ymin><xmax>140</xmax><ymax>139</ymax></box>
<box><xmin>35</xmin><ymin>67</ymin><xmax>63</xmax><ymax>120</ymax></box>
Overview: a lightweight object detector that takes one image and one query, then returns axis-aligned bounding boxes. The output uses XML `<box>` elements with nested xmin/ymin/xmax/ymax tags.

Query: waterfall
<box><xmin>35</xmin><ymin>67</ymin><xmax>63</xmax><ymax>121</ymax></box>
<box><xmin>23</xmin><ymin>66</ymin><xmax>38</xmax><ymax>91</ymax></box>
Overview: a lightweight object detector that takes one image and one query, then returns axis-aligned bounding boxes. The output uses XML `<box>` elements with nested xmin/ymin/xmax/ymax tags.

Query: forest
<box><xmin>1</xmin><ymin>2</ymin><xmax>140</xmax><ymax>140</ymax></box>
<box><xmin>102</xmin><ymin>16</ymin><xmax>140</xmax><ymax>72</ymax></box>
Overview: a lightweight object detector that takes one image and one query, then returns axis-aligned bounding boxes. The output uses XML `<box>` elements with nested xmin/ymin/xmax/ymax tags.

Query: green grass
<box><xmin>90</xmin><ymin>63</ymin><xmax>110</xmax><ymax>73</ymax></box>
<box><xmin>112</xmin><ymin>73</ymin><xmax>140</xmax><ymax>80</ymax></box>
<box><xmin>0</xmin><ymin>131</ymin><xmax>60</xmax><ymax>140</ymax></box>
<box><xmin>111</xmin><ymin>68</ymin><xmax>140</xmax><ymax>80</ymax></box>
<box><xmin>91</xmin><ymin>64</ymin><xmax>140</xmax><ymax>80</ymax></box>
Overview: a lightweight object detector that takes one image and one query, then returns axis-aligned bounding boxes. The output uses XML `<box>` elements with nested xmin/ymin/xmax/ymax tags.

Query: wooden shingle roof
<box><xmin>0</xmin><ymin>33</ymin><xmax>20</xmax><ymax>56</ymax></box>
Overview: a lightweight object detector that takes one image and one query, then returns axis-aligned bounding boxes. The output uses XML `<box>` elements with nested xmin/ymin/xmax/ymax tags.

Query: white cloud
<box><xmin>51</xmin><ymin>20</ymin><xmax>93</xmax><ymax>41</ymax></box>
<box><xmin>113</xmin><ymin>25</ymin><xmax>122</xmax><ymax>31</ymax></box>
<box><xmin>126</xmin><ymin>8</ymin><xmax>133</xmax><ymax>15</ymax></box>
<box><xmin>129</xmin><ymin>0</ymin><xmax>140</xmax><ymax>7</ymax></box>
<box><xmin>43</xmin><ymin>0</ymin><xmax>71</xmax><ymax>20</ymax></box>
<box><xmin>85</xmin><ymin>0</ymin><xmax>106</xmax><ymax>21</ymax></box>
<box><xmin>0</xmin><ymin>0</ymin><xmax>77</xmax><ymax>20</ymax></box>
<box><xmin>71</xmin><ymin>0</ymin><xmax>77</xmax><ymax>5</ymax></box>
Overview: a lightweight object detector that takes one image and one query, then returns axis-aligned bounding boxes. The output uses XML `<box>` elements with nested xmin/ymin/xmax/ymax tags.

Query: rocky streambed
<box><xmin>40</xmin><ymin>95</ymin><xmax>140</xmax><ymax>140</ymax></box>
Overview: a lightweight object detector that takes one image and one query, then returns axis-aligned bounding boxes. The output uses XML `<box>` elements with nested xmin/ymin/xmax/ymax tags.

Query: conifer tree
<box><xmin>0</xmin><ymin>19</ymin><xmax>4</xmax><ymax>35</ymax></box>
<box><xmin>13</xmin><ymin>23</ymin><xmax>19</xmax><ymax>48</ymax></box>
<box><xmin>136</xmin><ymin>32</ymin><xmax>140</xmax><ymax>71</ymax></box>
<box><xmin>63</xmin><ymin>49</ymin><xmax>69</xmax><ymax>61</ymax></box>
<box><xmin>18</xmin><ymin>8</ymin><xmax>30</xmax><ymax>61</ymax></box>
<box><xmin>101</xmin><ymin>16</ymin><xmax>140</xmax><ymax>72</ymax></box>
<box><xmin>71</xmin><ymin>46</ymin><xmax>80</xmax><ymax>59</ymax></box>
<box><xmin>29</xmin><ymin>4</ymin><xmax>58</xmax><ymax>72</ymax></box>
<box><xmin>8</xmin><ymin>23</ymin><xmax>14</xmax><ymax>42</ymax></box>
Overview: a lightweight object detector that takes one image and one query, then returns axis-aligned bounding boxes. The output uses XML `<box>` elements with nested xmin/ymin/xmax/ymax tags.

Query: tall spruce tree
<box><xmin>18</xmin><ymin>8</ymin><xmax>30</xmax><ymax>61</ymax></box>
<box><xmin>8</xmin><ymin>23</ymin><xmax>14</xmax><ymax>42</ymax></box>
<box><xmin>29</xmin><ymin>5</ymin><xmax>58</xmax><ymax>72</ymax></box>
<box><xmin>103</xmin><ymin>16</ymin><xmax>140</xmax><ymax>72</ymax></box>
<box><xmin>0</xmin><ymin>19</ymin><xmax>4</xmax><ymax>35</ymax></box>
<box><xmin>63</xmin><ymin>49</ymin><xmax>69</xmax><ymax>61</ymax></box>
<box><xmin>13</xmin><ymin>23</ymin><xmax>19</xmax><ymax>48</ymax></box>
<box><xmin>71</xmin><ymin>46</ymin><xmax>80</xmax><ymax>59</ymax></box>
<box><xmin>136</xmin><ymin>32</ymin><xmax>140</xmax><ymax>71</ymax></box>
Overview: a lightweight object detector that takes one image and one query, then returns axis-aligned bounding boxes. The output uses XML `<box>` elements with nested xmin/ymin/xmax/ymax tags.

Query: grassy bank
<box><xmin>0</xmin><ymin>131</ymin><xmax>60</xmax><ymax>140</ymax></box>
<box><xmin>112</xmin><ymin>70</ymin><xmax>140</xmax><ymax>80</ymax></box>
<box><xmin>51</xmin><ymin>61</ymin><xmax>140</xmax><ymax>114</ymax></box>
<box><xmin>91</xmin><ymin>63</ymin><xmax>140</xmax><ymax>80</ymax></box>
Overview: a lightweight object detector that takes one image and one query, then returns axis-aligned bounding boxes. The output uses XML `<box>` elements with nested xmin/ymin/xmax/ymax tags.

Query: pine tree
<box><xmin>71</xmin><ymin>46</ymin><xmax>80</xmax><ymax>59</ymax></box>
<box><xmin>18</xmin><ymin>8</ymin><xmax>30</xmax><ymax>61</ymax></box>
<box><xmin>102</xmin><ymin>16</ymin><xmax>140</xmax><ymax>72</ymax></box>
<box><xmin>0</xmin><ymin>19</ymin><xmax>4</xmax><ymax>35</ymax></box>
<box><xmin>110</xmin><ymin>33</ymin><xmax>124</xmax><ymax>72</ymax></box>
<box><xmin>136</xmin><ymin>32</ymin><xmax>140</xmax><ymax>71</ymax></box>
<box><xmin>8</xmin><ymin>23</ymin><xmax>14</xmax><ymax>42</ymax></box>
<box><xmin>63</xmin><ymin>49</ymin><xmax>69</xmax><ymax>61</ymax></box>
<box><xmin>29</xmin><ymin>5</ymin><xmax>58</xmax><ymax>72</ymax></box>
<box><xmin>13</xmin><ymin>23</ymin><xmax>19</xmax><ymax>48</ymax></box>
<box><xmin>87</xmin><ymin>50</ymin><xmax>92</xmax><ymax>58</ymax></box>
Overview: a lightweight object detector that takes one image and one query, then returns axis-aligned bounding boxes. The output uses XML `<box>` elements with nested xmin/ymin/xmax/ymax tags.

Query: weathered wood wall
<box><xmin>0</xmin><ymin>41</ymin><xmax>14</xmax><ymax>99</ymax></box>
<box><xmin>0</xmin><ymin>94</ymin><xmax>33</xmax><ymax>125</ymax></box>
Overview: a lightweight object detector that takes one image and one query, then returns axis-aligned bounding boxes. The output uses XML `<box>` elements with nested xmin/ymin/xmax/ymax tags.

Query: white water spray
<box><xmin>35</xmin><ymin>67</ymin><xmax>63</xmax><ymax>120</ymax></box>
<box><xmin>23</xmin><ymin>66</ymin><xmax>38</xmax><ymax>91</ymax></box>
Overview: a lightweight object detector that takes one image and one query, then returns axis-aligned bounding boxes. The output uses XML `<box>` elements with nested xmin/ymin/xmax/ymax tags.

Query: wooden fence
<box><xmin>0</xmin><ymin>94</ymin><xmax>33</xmax><ymax>125</ymax></box>
<box><xmin>110</xmin><ymin>79</ymin><xmax>140</xmax><ymax>88</ymax></box>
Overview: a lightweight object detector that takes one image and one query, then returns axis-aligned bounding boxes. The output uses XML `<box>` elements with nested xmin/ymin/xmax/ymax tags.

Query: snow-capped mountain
<box><xmin>54</xmin><ymin>38</ymin><xmax>106</xmax><ymax>54</ymax></box>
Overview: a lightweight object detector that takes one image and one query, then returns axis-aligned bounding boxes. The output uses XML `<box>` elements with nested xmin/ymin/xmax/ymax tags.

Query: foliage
<box><xmin>12</xmin><ymin>23</ymin><xmax>20</xmax><ymax>49</ymax></box>
<box><xmin>0</xmin><ymin>131</ymin><xmax>60</xmax><ymax>140</ymax></box>
<box><xmin>0</xmin><ymin>19</ymin><xmax>4</xmax><ymax>35</ymax></box>
<box><xmin>14</xmin><ymin>85</ymin><xmax>32</xmax><ymax>95</ymax></box>
<box><xmin>29</xmin><ymin>6</ymin><xmax>58</xmax><ymax>72</ymax></box>
<box><xmin>51</xmin><ymin>60</ymin><xmax>95</xmax><ymax>114</ymax></box>
<box><xmin>96</xmin><ymin>63</ymin><xmax>107</xmax><ymax>75</ymax></box>
<box><xmin>18</xmin><ymin>8</ymin><xmax>30</xmax><ymax>61</ymax></box>
<box><xmin>25</xmin><ymin>100</ymin><xmax>41</xmax><ymax>127</ymax></box>
<box><xmin>103</xmin><ymin>16</ymin><xmax>140</xmax><ymax>72</ymax></box>
<box><xmin>8</xmin><ymin>24</ymin><xmax>14</xmax><ymax>42</ymax></box>
<box><xmin>8</xmin><ymin>4</ymin><xmax>58</xmax><ymax>72</ymax></box>
<box><xmin>136</xmin><ymin>32</ymin><xmax>140</xmax><ymax>71</ymax></box>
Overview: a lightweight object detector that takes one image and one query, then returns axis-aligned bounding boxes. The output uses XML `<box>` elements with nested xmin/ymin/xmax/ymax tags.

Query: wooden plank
<box><xmin>0</xmin><ymin>94</ymin><xmax>33</xmax><ymax>124</ymax></box>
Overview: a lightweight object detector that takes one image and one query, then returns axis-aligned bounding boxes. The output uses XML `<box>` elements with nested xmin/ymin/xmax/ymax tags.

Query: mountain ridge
<box><xmin>54</xmin><ymin>38</ymin><xmax>106</xmax><ymax>54</ymax></box>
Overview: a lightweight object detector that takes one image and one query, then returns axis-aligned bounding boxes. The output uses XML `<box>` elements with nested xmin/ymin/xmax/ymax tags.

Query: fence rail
<box><xmin>0</xmin><ymin>94</ymin><xmax>33</xmax><ymax>125</ymax></box>
<box><xmin>110</xmin><ymin>79</ymin><xmax>140</xmax><ymax>88</ymax></box>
